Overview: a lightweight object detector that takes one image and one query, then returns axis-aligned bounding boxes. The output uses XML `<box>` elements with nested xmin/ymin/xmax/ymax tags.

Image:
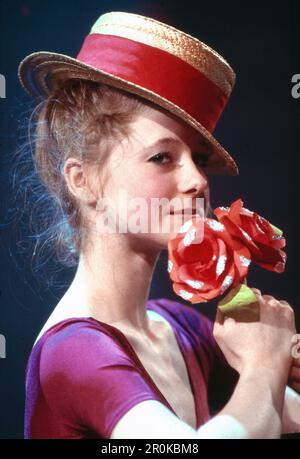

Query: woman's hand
<box><xmin>253</xmin><ymin>289</ymin><xmax>300</xmax><ymax>394</ymax></box>
<box><xmin>213</xmin><ymin>287</ymin><xmax>296</xmax><ymax>377</ymax></box>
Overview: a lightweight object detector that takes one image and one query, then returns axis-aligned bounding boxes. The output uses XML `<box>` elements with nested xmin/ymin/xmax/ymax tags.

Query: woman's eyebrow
<box><xmin>146</xmin><ymin>136</ymin><xmax>210</xmax><ymax>153</ymax></box>
<box><xmin>147</xmin><ymin>136</ymin><xmax>182</xmax><ymax>149</ymax></box>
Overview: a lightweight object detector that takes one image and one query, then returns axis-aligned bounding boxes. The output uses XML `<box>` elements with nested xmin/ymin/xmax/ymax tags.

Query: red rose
<box><xmin>167</xmin><ymin>216</ymin><xmax>251</xmax><ymax>304</ymax></box>
<box><xmin>214</xmin><ymin>199</ymin><xmax>287</xmax><ymax>273</ymax></box>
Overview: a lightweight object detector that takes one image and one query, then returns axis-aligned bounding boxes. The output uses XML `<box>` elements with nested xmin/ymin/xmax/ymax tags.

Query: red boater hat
<box><xmin>18</xmin><ymin>11</ymin><xmax>239</xmax><ymax>176</ymax></box>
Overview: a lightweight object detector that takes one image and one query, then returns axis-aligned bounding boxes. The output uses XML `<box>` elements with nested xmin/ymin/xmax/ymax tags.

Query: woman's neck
<box><xmin>62</xmin><ymin>235</ymin><xmax>162</xmax><ymax>334</ymax></box>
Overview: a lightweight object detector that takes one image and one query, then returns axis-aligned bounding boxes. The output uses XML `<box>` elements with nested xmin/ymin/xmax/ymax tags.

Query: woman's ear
<box><xmin>63</xmin><ymin>157</ymin><xmax>97</xmax><ymax>206</ymax></box>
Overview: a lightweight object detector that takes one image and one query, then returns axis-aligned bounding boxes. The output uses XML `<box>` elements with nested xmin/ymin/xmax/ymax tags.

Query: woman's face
<box><xmin>94</xmin><ymin>104</ymin><xmax>210</xmax><ymax>250</ymax></box>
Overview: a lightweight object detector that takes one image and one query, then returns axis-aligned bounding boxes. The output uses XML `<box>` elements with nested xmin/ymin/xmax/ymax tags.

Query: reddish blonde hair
<box><xmin>30</xmin><ymin>79</ymin><xmax>150</xmax><ymax>265</ymax></box>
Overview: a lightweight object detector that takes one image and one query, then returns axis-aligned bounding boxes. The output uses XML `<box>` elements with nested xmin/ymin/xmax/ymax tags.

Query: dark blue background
<box><xmin>0</xmin><ymin>0</ymin><xmax>299</xmax><ymax>439</ymax></box>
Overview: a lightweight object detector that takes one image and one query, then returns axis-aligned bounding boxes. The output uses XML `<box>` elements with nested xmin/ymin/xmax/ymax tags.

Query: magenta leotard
<box><xmin>24</xmin><ymin>298</ymin><xmax>237</xmax><ymax>438</ymax></box>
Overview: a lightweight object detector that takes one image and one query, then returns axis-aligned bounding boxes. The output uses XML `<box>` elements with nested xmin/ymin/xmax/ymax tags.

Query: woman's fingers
<box><xmin>261</xmin><ymin>294</ymin><xmax>278</xmax><ymax>303</ymax></box>
<box><xmin>279</xmin><ymin>300</ymin><xmax>290</xmax><ymax>306</ymax></box>
<box><xmin>251</xmin><ymin>288</ymin><xmax>261</xmax><ymax>295</ymax></box>
<box><xmin>250</xmin><ymin>288</ymin><xmax>287</xmax><ymax>304</ymax></box>
<box><xmin>251</xmin><ymin>288</ymin><xmax>293</xmax><ymax>311</ymax></box>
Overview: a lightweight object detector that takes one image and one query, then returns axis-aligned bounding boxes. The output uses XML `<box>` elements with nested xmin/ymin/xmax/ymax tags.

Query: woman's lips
<box><xmin>167</xmin><ymin>195</ymin><xmax>207</xmax><ymax>216</ymax></box>
<box><xmin>169</xmin><ymin>209</ymin><xmax>199</xmax><ymax>215</ymax></box>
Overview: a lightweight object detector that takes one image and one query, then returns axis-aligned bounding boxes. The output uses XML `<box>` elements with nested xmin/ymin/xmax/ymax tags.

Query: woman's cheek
<box><xmin>127</xmin><ymin>173</ymin><xmax>173</xmax><ymax>201</ymax></box>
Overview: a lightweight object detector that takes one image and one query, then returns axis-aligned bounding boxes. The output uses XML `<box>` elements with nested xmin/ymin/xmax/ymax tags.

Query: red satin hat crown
<box><xmin>18</xmin><ymin>11</ymin><xmax>239</xmax><ymax>176</ymax></box>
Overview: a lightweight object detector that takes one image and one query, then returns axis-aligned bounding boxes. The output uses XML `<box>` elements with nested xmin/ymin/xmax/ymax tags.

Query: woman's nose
<box><xmin>177</xmin><ymin>158</ymin><xmax>209</xmax><ymax>196</ymax></box>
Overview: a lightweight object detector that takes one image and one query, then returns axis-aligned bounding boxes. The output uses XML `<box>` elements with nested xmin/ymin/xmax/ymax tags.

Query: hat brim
<box><xmin>18</xmin><ymin>51</ymin><xmax>239</xmax><ymax>176</ymax></box>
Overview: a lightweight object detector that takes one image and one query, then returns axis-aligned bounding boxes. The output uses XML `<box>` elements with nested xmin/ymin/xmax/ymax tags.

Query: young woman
<box><xmin>18</xmin><ymin>11</ymin><xmax>300</xmax><ymax>439</ymax></box>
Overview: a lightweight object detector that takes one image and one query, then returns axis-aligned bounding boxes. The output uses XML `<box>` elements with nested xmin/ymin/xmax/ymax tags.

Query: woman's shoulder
<box><xmin>30</xmin><ymin>296</ymin><xmax>139</xmax><ymax>367</ymax></box>
<box><xmin>27</xmin><ymin>315</ymin><xmax>138</xmax><ymax>390</ymax></box>
<box><xmin>33</xmin><ymin>297</ymin><xmax>121</xmax><ymax>347</ymax></box>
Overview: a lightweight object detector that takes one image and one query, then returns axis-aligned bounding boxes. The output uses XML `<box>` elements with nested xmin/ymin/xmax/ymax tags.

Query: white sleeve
<box><xmin>110</xmin><ymin>400</ymin><xmax>249</xmax><ymax>439</ymax></box>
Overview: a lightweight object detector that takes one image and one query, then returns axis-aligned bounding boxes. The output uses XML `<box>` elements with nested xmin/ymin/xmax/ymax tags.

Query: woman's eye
<box><xmin>149</xmin><ymin>152</ymin><xmax>171</xmax><ymax>165</ymax></box>
<box><xmin>149</xmin><ymin>152</ymin><xmax>209</xmax><ymax>168</ymax></box>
